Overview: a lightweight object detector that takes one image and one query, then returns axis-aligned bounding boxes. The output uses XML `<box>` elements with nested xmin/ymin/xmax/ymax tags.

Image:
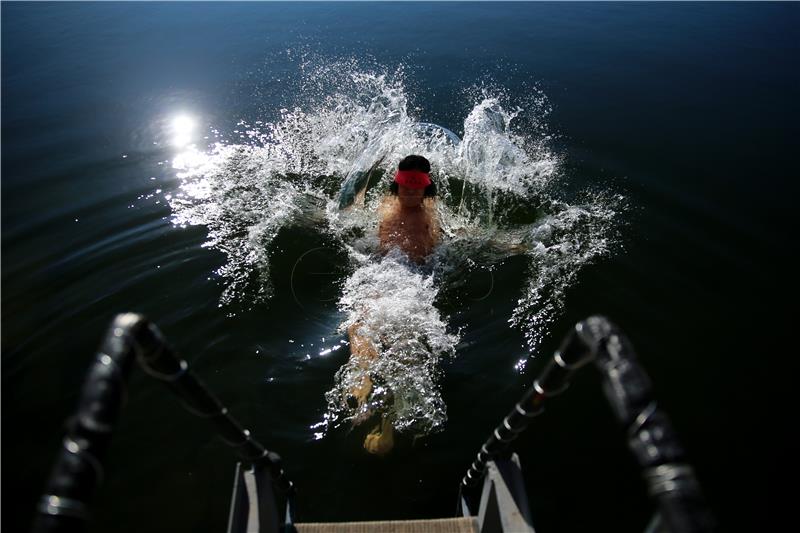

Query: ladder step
<box><xmin>295</xmin><ymin>517</ymin><xmax>479</xmax><ymax>533</ymax></box>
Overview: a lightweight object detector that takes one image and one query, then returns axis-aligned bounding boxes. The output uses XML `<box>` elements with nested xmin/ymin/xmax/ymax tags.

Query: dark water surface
<box><xmin>3</xmin><ymin>3</ymin><xmax>796</xmax><ymax>532</ymax></box>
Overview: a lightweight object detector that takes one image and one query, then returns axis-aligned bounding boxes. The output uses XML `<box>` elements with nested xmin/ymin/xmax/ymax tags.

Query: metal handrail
<box><xmin>459</xmin><ymin>316</ymin><xmax>716</xmax><ymax>532</ymax></box>
<box><xmin>31</xmin><ymin>313</ymin><xmax>293</xmax><ymax>533</ymax></box>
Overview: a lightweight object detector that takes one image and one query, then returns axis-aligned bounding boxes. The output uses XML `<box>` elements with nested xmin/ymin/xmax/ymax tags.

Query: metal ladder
<box><xmin>31</xmin><ymin>314</ymin><xmax>716</xmax><ymax>533</ymax></box>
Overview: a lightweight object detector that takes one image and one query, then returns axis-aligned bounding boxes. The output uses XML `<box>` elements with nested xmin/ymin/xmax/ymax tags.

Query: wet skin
<box><xmin>378</xmin><ymin>186</ymin><xmax>439</xmax><ymax>264</ymax></box>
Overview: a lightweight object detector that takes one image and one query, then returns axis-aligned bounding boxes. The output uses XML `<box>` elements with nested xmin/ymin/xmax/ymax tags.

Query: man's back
<box><xmin>378</xmin><ymin>197</ymin><xmax>439</xmax><ymax>264</ymax></box>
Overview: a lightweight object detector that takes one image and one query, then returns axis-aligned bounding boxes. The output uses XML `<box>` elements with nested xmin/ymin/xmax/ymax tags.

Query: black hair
<box><xmin>390</xmin><ymin>154</ymin><xmax>437</xmax><ymax>197</ymax></box>
<box><xmin>398</xmin><ymin>154</ymin><xmax>431</xmax><ymax>173</ymax></box>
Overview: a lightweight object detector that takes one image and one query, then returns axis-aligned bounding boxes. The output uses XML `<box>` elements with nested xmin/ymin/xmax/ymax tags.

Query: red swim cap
<box><xmin>394</xmin><ymin>170</ymin><xmax>431</xmax><ymax>189</ymax></box>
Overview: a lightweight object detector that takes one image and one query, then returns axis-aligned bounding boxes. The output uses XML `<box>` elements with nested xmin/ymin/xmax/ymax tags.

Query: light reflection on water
<box><xmin>169</xmin><ymin>114</ymin><xmax>196</xmax><ymax>148</ymax></box>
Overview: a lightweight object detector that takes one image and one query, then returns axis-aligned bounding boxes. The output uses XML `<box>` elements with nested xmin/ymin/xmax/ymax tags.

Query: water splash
<box><xmin>167</xmin><ymin>56</ymin><xmax>624</xmax><ymax>438</ymax></box>
<box><xmin>325</xmin><ymin>250</ymin><xmax>458</xmax><ymax>434</ymax></box>
<box><xmin>510</xmin><ymin>193</ymin><xmax>624</xmax><ymax>349</ymax></box>
<box><xmin>171</xmin><ymin>144</ymin><xmax>310</xmax><ymax>306</ymax></box>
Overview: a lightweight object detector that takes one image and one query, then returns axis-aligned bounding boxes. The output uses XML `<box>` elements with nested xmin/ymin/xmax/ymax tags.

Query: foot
<box><xmin>363</xmin><ymin>417</ymin><xmax>394</xmax><ymax>456</ymax></box>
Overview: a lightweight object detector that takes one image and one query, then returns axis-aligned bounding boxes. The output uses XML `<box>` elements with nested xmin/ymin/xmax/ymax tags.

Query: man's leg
<box><xmin>346</xmin><ymin>323</ymin><xmax>377</xmax><ymax>407</ymax></box>
<box><xmin>346</xmin><ymin>323</ymin><xmax>395</xmax><ymax>455</ymax></box>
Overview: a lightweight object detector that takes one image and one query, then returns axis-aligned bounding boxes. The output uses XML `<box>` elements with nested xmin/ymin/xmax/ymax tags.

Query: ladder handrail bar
<box><xmin>458</xmin><ymin>316</ymin><xmax>716</xmax><ymax>532</ymax></box>
<box><xmin>31</xmin><ymin>313</ymin><xmax>293</xmax><ymax>533</ymax></box>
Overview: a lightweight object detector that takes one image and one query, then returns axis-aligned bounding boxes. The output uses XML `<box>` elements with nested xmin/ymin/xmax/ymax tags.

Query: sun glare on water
<box><xmin>170</xmin><ymin>114</ymin><xmax>196</xmax><ymax>148</ymax></box>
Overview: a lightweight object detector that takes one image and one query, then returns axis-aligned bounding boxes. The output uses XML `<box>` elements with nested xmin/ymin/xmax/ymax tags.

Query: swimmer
<box><xmin>346</xmin><ymin>155</ymin><xmax>439</xmax><ymax>455</ymax></box>
<box><xmin>378</xmin><ymin>154</ymin><xmax>440</xmax><ymax>264</ymax></box>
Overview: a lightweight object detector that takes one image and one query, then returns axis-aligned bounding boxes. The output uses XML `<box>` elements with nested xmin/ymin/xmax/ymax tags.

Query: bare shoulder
<box><xmin>378</xmin><ymin>197</ymin><xmax>399</xmax><ymax>247</ymax></box>
<box><xmin>378</xmin><ymin>195</ymin><xmax>397</xmax><ymax>217</ymax></box>
<box><xmin>378</xmin><ymin>197</ymin><xmax>399</xmax><ymax>229</ymax></box>
<box><xmin>423</xmin><ymin>200</ymin><xmax>441</xmax><ymax>236</ymax></box>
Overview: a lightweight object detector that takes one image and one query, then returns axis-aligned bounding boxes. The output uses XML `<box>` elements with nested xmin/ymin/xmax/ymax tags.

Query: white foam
<box><xmin>325</xmin><ymin>250</ymin><xmax>458</xmax><ymax>434</ymax></box>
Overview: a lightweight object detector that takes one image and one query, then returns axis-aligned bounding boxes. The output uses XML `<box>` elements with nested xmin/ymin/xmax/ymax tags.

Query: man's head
<box><xmin>390</xmin><ymin>155</ymin><xmax>437</xmax><ymax>206</ymax></box>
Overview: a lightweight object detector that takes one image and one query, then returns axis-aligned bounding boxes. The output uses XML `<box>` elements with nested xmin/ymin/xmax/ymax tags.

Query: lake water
<box><xmin>2</xmin><ymin>3</ymin><xmax>796</xmax><ymax>532</ymax></box>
